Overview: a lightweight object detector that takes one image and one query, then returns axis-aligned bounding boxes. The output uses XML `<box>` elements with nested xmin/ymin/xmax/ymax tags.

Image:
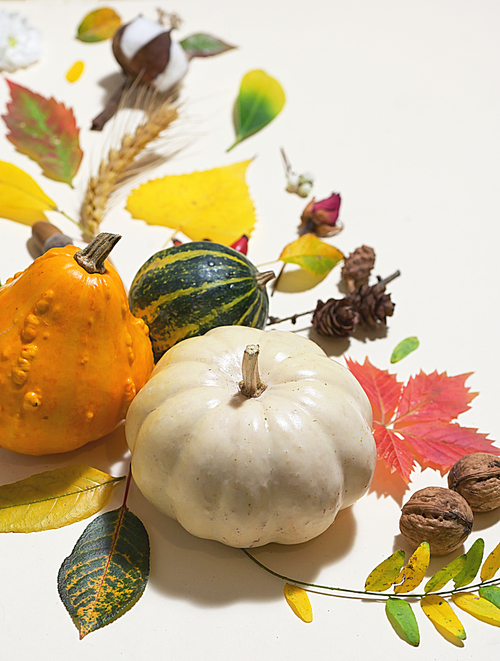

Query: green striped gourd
<box><xmin>128</xmin><ymin>241</ymin><xmax>275</xmax><ymax>361</ymax></box>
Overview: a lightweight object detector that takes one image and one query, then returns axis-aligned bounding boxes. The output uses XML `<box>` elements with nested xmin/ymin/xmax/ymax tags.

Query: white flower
<box><xmin>0</xmin><ymin>12</ymin><xmax>42</xmax><ymax>73</ymax></box>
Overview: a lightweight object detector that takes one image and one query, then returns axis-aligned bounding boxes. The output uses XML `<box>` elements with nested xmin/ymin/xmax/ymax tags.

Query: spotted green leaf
<box><xmin>365</xmin><ymin>549</ymin><xmax>406</xmax><ymax>592</ymax></box>
<box><xmin>424</xmin><ymin>554</ymin><xmax>467</xmax><ymax>593</ymax></box>
<box><xmin>452</xmin><ymin>592</ymin><xmax>500</xmax><ymax>627</ymax></box>
<box><xmin>228</xmin><ymin>69</ymin><xmax>285</xmax><ymax>151</ymax></box>
<box><xmin>420</xmin><ymin>594</ymin><xmax>466</xmax><ymax>642</ymax></box>
<box><xmin>58</xmin><ymin>506</ymin><xmax>150</xmax><ymax>638</ymax></box>
<box><xmin>481</xmin><ymin>541</ymin><xmax>500</xmax><ymax>581</ymax></box>
<box><xmin>77</xmin><ymin>8</ymin><xmax>121</xmax><ymax>42</ymax></box>
<box><xmin>390</xmin><ymin>336</ymin><xmax>419</xmax><ymax>363</ymax></box>
<box><xmin>0</xmin><ymin>465</ymin><xmax>124</xmax><ymax>533</ymax></box>
<box><xmin>453</xmin><ymin>538</ymin><xmax>484</xmax><ymax>589</ymax></box>
<box><xmin>479</xmin><ymin>586</ymin><xmax>500</xmax><ymax>610</ymax></box>
<box><xmin>279</xmin><ymin>233</ymin><xmax>344</xmax><ymax>276</ymax></box>
<box><xmin>284</xmin><ymin>584</ymin><xmax>313</xmax><ymax>623</ymax></box>
<box><xmin>385</xmin><ymin>598</ymin><xmax>420</xmax><ymax>646</ymax></box>
<box><xmin>394</xmin><ymin>542</ymin><xmax>430</xmax><ymax>594</ymax></box>
<box><xmin>180</xmin><ymin>33</ymin><xmax>236</xmax><ymax>59</ymax></box>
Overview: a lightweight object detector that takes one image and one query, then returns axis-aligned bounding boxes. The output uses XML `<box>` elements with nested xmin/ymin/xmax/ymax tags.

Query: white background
<box><xmin>0</xmin><ymin>1</ymin><xmax>500</xmax><ymax>658</ymax></box>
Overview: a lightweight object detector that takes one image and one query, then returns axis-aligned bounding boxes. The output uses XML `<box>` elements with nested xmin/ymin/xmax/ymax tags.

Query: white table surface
<box><xmin>1</xmin><ymin>1</ymin><xmax>499</xmax><ymax>659</ymax></box>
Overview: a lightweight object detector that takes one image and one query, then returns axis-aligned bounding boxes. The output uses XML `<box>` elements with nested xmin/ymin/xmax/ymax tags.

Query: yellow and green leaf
<box><xmin>394</xmin><ymin>542</ymin><xmax>430</xmax><ymax>594</ymax></box>
<box><xmin>58</xmin><ymin>506</ymin><xmax>150</xmax><ymax>638</ymax></box>
<box><xmin>284</xmin><ymin>584</ymin><xmax>313</xmax><ymax>623</ymax></box>
<box><xmin>77</xmin><ymin>8</ymin><xmax>121</xmax><ymax>42</ymax></box>
<box><xmin>420</xmin><ymin>594</ymin><xmax>466</xmax><ymax>641</ymax></box>
<box><xmin>365</xmin><ymin>549</ymin><xmax>406</xmax><ymax>592</ymax></box>
<box><xmin>390</xmin><ymin>337</ymin><xmax>419</xmax><ymax>364</ymax></box>
<box><xmin>0</xmin><ymin>160</ymin><xmax>57</xmax><ymax>224</ymax></box>
<box><xmin>481</xmin><ymin>541</ymin><xmax>500</xmax><ymax>581</ymax></box>
<box><xmin>385</xmin><ymin>598</ymin><xmax>420</xmax><ymax>646</ymax></box>
<box><xmin>452</xmin><ymin>592</ymin><xmax>500</xmax><ymax>627</ymax></box>
<box><xmin>479</xmin><ymin>586</ymin><xmax>500</xmax><ymax>610</ymax></box>
<box><xmin>228</xmin><ymin>69</ymin><xmax>285</xmax><ymax>151</ymax></box>
<box><xmin>0</xmin><ymin>466</ymin><xmax>124</xmax><ymax>533</ymax></box>
<box><xmin>424</xmin><ymin>554</ymin><xmax>467</xmax><ymax>593</ymax></box>
<box><xmin>279</xmin><ymin>234</ymin><xmax>344</xmax><ymax>276</ymax></box>
<box><xmin>126</xmin><ymin>160</ymin><xmax>256</xmax><ymax>245</ymax></box>
<box><xmin>453</xmin><ymin>538</ymin><xmax>484</xmax><ymax>589</ymax></box>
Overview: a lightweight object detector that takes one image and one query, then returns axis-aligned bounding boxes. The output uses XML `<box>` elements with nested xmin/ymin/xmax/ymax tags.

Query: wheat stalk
<box><xmin>80</xmin><ymin>96</ymin><xmax>179</xmax><ymax>239</ymax></box>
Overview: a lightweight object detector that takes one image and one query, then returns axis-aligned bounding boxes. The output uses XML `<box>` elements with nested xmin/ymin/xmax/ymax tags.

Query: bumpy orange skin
<box><xmin>0</xmin><ymin>245</ymin><xmax>155</xmax><ymax>455</ymax></box>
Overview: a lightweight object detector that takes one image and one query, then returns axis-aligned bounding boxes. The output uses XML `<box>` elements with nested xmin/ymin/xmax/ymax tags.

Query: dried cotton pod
<box><xmin>448</xmin><ymin>452</ymin><xmax>500</xmax><ymax>512</ymax></box>
<box><xmin>399</xmin><ymin>486</ymin><xmax>474</xmax><ymax>555</ymax></box>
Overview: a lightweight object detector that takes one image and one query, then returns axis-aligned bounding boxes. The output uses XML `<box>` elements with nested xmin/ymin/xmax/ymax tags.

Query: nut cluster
<box><xmin>448</xmin><ymin>452</ymin><xmax>500</xmax><ymax>512</ymax></box>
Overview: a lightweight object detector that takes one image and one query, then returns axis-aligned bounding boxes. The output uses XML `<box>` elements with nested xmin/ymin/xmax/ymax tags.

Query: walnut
<box><xmin>448</xmin><ymin>453</ymin><xmax>500</xmax><ymax>512</ymax></box>
<box><xmin>399</xmin><ymin>486</ymin><xmax>474</xmax><ymax>556</ymax></box>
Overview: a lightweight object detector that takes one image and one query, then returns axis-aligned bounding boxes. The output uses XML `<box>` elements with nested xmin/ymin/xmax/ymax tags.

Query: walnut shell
<box><xmin>448</xmin><ymin>453</ymin><xmax>500</xmax><ymax>512</ymax></box>
<box><xmin>399</xmin><ymin>486</ymin><xmax>473</xmax><ymax>555</ymax></box>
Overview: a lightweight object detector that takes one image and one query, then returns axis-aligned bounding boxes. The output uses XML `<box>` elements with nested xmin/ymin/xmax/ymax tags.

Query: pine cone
<box><xmin>346</xmin><ymin>281</ymin><xmax>395</xmax><ymax>327</ymax></box>
<box><xmin>341</xmin><ymin>245</ymin><xmax>376</xmax><ymax>291</ymax></box>
<box><xmin>312</xmin><ymin>298</ymin><xmax>360</xmax><ymax>337</ymax></box>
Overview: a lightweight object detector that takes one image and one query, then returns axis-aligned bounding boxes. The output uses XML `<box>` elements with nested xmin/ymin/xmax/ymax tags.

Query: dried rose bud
<box><xmin>112</xmin><ymin>16</ymin><xmax>188</xmax><ymax>92</ymax></box>
<box><xmin>230</xmin><ymin>235</ymin><xmax>249</xmax><ymax>255</ymax></box>
<box><xmin>299</xmin><ymin>192</ymin><xmax>343</xmax><ymax>237</ymax></box>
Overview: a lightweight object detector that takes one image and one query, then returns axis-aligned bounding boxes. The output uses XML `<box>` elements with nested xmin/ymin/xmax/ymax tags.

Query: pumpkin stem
<box><xmin>255</xmin><ymin>270</ymin><xmax>275</xmax><ymax>290</ymax></box>
<box><xmin>74</xmin><ymin>233</ymin><xmax>121</xmax><ymax>274</ymax></box>
<box><xmin>239</xmin><ymin>344</ymin><xmax>267</xmax><ymax>398</ymax></box>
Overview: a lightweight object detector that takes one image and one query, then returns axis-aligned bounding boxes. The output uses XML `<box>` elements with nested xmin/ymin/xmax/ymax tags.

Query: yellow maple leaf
<box><xmin>126</xmin><ymin>160</ymin><xmax>256</xmax><ymax>245</ymax></box>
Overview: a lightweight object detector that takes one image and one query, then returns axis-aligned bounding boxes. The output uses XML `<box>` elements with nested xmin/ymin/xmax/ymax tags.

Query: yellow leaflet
<box><xmin>365</xmin><ymin>549</ymin><xmax>406</xmax><ymax>592</ymax></box>
<box><xmin>279</xmin><ymin>233</ymin><xmax>344</xmax><ymax>276</ymax></box>
<box><xmin>0</xmin><ymin>465</ymin><xmax>124</xmax><ymax>532</ymax></box>
<box><xmin>394</xmin><ymin>542</ymin><xmax>430</xmax><ymax>594</ymax></box>
<box><xmin>452</xmin><ymin>592</ymin><xmax>500</xmax><ymax>627</ymax></box>
<box><xmin>66</xmin><ymin>61</ymin><xmax>85</xmax><ymax>83</ymax></box>
<box><xmin>0</xmin><ymin>161</ymin><xmax>57</xmax><ymax>224</ymax></box>
<box><xmin>77</xmin><ymin>8</ymin><xmax>121</xmax><ymax>43</ymax></box>
<box><xmin>421</xmin><ymin>595</ymin><xmax>466</xmax><ymax>641</ymax></box>
<box><xmin>126</xmin><ymin>161</ymin><xmax>256</xmax><ymax>245</ymax></box>
<box><xmin>284</xmin><ymin>583</ymin><xmax>313</xmax><ymax>623</ymax></box>
<box><xmin>481</xmin><ymin>541</ymin><xmax>500</xmax><ymax>581</ymax></box>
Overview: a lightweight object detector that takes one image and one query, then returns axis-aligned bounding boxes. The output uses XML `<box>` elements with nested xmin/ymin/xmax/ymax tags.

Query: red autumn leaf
<box><xmin>346</xmin><ymin>357</ymin><xmax>499</xmax><ymax>483</ymax></box>
<box><xmin>2</xmin><ymin>80</ymin><xmax>83</xmax><ymax>186</ymax></box>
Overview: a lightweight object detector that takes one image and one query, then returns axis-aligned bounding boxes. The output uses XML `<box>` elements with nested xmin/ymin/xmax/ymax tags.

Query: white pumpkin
<box><xmin>125</xmin><ymin>326</ymin><xmax>376</xmax><ymax>548</ymax></box>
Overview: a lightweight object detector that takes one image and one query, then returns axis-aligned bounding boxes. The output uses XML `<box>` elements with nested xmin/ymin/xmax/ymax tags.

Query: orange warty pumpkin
<box><xmin>0</xmin><ymin>233</ymin><xmax>154</xmax><ymax>455</ymax></box>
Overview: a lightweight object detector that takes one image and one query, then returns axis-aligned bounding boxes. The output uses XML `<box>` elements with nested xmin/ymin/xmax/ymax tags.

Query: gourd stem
<box><xmin>255</xmin><ymin>270</ymin><xmax>276</xmax><ymax>290</ymax></box>
<box><xmin>239</xmin><ymin>344</ymin><xmax>267</xmax><ymax>398</ymax></box>
<box><xmin>74</xmin><ymin>233</ymin><xmax>122</xmax><ymax>274</ymax></box>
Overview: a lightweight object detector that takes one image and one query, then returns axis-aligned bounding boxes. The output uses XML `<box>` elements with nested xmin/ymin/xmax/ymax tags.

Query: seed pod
<box><xmin>399</xmin><ymin>486</ymin><xmax>474</xmax><ymax>556</ymax></box>
<box><xmin>448</xmin><ymin>453</ymin><xmax>500</xmax><ymax>512</ymax></box>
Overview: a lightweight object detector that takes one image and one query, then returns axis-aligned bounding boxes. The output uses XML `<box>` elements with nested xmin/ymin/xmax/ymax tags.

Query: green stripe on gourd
<box><xmin>128</xmin><ymin>241</ymin><xmax>275</xmax><ymax>362</ymax></box>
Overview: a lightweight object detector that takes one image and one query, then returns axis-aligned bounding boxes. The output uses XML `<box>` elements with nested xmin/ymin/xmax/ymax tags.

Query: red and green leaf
<box><xmin>2</xmin><ymin>80</ymin><xmax>83</xmax><ymax>186</ymax></box>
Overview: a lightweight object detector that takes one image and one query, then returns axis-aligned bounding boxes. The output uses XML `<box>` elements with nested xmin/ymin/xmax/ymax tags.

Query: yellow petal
<box><xmin>452</xmin><ymin>592</ymin><xmax>500</xmax><ymax>627</ymax></box>
<box><xmin>66</xmin><ymin>61</ymin><xmax>85</xmax><ymax>83</ymax></box>
<box><xmin>126</xmin><ymin>160</ymin><xmax>256</xmax><ymax>245</ymax></box>
<box><xmin>394</xmin><ymin>542</ymin><xmax>430</xmax><ymax>594</ymax></box>
<box><xmin>0</xmin><ymin>161</ymin><xmax>57</xmax><ymax>224</ymax></box>
<box><xmin>284</xmin><ymin>583</ymin><xmax>313</xmax><ymax>623</ymax></box>
<box><xmin>421</xmin><ymin>594</ymin><xmax>466</xmax><ymax>641</ymax></box>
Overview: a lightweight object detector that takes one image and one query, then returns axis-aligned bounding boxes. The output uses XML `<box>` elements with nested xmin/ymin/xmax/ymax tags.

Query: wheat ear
<box><xmin>80</xmin><ymin>100</ymin><xmax>179</xmax><ymax>239</ymax></box>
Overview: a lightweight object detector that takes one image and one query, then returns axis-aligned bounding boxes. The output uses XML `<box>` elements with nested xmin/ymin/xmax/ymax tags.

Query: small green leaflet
<box><xmin>390</xmin><ymin>336</ymin><xmax>419</xmax><ymax>363</ymax></box>
<box><xmin>453</xmin><ymin>538</ymin><xmax>484</xmax><ymax>589</ymax></box>
<box><xmin>0</xmin><ymin>465</ymin><xmax>124</xmax><ymax>533</ymax></box>
<box><xmin>364</xmin><ymin>549</ymin><xmax>405</xmax><ymax>592</ymax></box>
<box><xmin>385</xmin><ymin>598</ymin><xmax>420</xmax><ymax>647</ymax></box>
<box><xmin>424</xmin><ymin>554</ymin><xmax>466</xmax><ymax>593</ymax></box>
<box><xmin>228</xmin><ymin>69</ymin><xmax>285</xmax><ymax>152</ymax></box>
<box><xmin>58</xmin><ymin>506</ymin><xmax>150</xmax><ymax>638</ymax></box>
<box><xmin>479</xmin><ymin>586</ymin><xmax>500</xmax><ymax>610</ymax></box>
<box><xmin>77</xmin><ymin>7</ymin><xmax>121</xmax><ymax>42</ymax></box>
<box><xmin>2</xmin><ymin>80</ymin><xmax>83</xmax><ymax>186</ymax></box>
<box><xmin>181</xmin><ymin>33</ymin><xmax>236</xmax><ymax>59</ymax></box>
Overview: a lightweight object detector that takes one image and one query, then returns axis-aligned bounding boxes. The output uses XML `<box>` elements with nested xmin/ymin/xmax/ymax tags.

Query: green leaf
<box><xmin>58</xmin><ymin>506</ymin><xmax>150</xmax><ymax>638</ymax></box>
<box><xmin>0</xmin><ymin>466</ymin><xmax>124</xmax><ymax>533</ymax></box>
<box><xmin>279</xmin><ymin>233</ymin><xmax>344</xmax><ymax>276</ymax></box>
<box><xmin>481</xmin><ymin>541</ymin><xmax>500</xmax><ymax>581</ymax></box>
<box><xmin>424</xmin><ymin>554</ymin><xmax>467</xmax><ymax>593</ymax></box>
<box><xmin>228</xmin><ymin>69</ymin><xmax>285</xmax><ymax>151</ymax></box>
<box><xmin>453</xmin><ymin>538</ymin><xmax>485</xmax><ymax>589</ymax></box>
<box><xmin>390</xmin><ymin>336</ymin><xmax>419</xmax><ymax>364</ymax></box>
<box><xmin>364</xmin><ymin>549</ymin><xmax>406</xmax><ymax>592</ymax></box>
<box><xmin>180</xmin><ymin>33</ymin><xmax>236</xmax><ymax>59</ymax></box>
<box><xmin>479</xmin><ymin>586</ymin><xmax>500</xmax><ymax>610</ymax></box>
<box><xmin>77</xmin><ymin>8</ymin><xmax>121</xmax><ymax>42</ymax></box>
<box><xmin>385</xmin><ymin>598</ymin><xmax>420</xmax><ymax>647</ymax></box>
<box><xmin>3</xmin><ymin>80</ymin><xmax>83</xmax><ymax>185</ymax></box>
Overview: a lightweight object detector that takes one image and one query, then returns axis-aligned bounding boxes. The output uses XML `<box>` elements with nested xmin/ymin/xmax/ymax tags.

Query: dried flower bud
<box><xmin>112</xmin><ymin>16</ymin><xmax>188</xmax><ymax>91</ymax></box>
<box><xmin>299</xmin><ymin>193</ymin><xmax>343</xmax><ymax>237</ymax></box>
<box><xmin>230</xmin><ymin>235</ymin><xmax>249</xmax><ymax>255</ymax></box>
